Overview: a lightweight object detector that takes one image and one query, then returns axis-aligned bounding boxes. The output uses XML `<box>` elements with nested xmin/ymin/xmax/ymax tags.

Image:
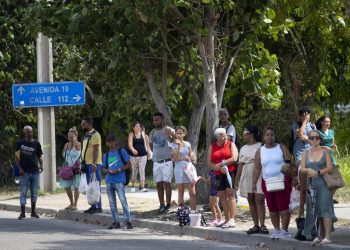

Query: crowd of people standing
<box><xmin>15</xmin><ymin>106</ymin><xmax>341</xmax><ymax>245</ymax></box>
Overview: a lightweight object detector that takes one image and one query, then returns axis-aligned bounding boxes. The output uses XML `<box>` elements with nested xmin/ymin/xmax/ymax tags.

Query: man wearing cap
<box><xmin>102</xmin><ymin>134</ymin><xmax>133</xmax><ymax>229</ymax></box>
<box><xmin>292</xmin><ymin>106</ymin><xmax>316</xmax><ymax>162</ymax></box>
<box><xmin>81</xmin><ymin>116</ymin><xmax>103</xmax><ymax>214</ymax></box>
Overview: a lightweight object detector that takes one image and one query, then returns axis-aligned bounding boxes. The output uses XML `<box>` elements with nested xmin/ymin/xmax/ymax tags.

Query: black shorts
<box><xmin>216</xmin><ymin>171</ymin><xmax>235</xmax><ymax>191</ymax></box>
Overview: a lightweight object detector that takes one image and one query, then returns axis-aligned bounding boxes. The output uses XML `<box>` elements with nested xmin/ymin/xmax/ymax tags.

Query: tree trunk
<box><xmin>143</xmin><ymin>57</ymin><xmax>174</xmax><ymax>127</ymax></box>
<box><xmin>345</xmin><ymin>0</ymin><xmax>350</xmax><ymax>19</ymax></box>
<box><xmin>187</xmin><ymin>102</ymin><xmax>205</xmax><ymax>155</ymax></box>
<box><xmin>196</xmin><ymin>7</ymin><xmax>218</xmax><ymax>204</ymax></box>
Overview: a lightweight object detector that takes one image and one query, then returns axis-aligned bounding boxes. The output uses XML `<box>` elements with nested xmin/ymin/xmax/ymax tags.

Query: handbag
<box><xmin>294</xmin><ymin>217</ymin><xmax>307</xmax><ymax>241</ymax></box>
<box><xmin>323</xmin><ymin>165</ymin><xmax>345</xmax><ymax>189</ymax></box>
<box><xmin>59</xmin><ymin>165</ymin><xmax>74</xmax><ymax>180</ymax></box>
<box><xmin>265</xmin><ymin>176</ymin><xmax>285</xmax><ymax>192</ymax></box>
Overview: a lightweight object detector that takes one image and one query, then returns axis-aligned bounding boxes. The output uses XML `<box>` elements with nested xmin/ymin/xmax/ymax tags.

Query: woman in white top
<box><xmin>235</xmin><ymin>125</ymin><xmax>267</xmax><ymax>234</ymax></box>
<box><xmin>253</xmin><ymin>127</ymin><xmax>292</xmax><ymax>239</ymax></box>
<box><xmin>170</xmin><ymin>126</ymin><xmax>197</xmax><ymax>210</ymax></box>
<box><xmin>59</xmin><ymin>127</ymin><xmax>81</xmax><ymax>210</ymax></box>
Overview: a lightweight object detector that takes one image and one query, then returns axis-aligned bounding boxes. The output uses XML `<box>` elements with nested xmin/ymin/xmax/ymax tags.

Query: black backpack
<box><xmin>105</xmin><ymin>147</ymin><xmax>131</xmax><ymax>186</ymax></box>
<box><xmin>177</xmin><ymin>205</ymin><xmax>190</xmax><ymax>227</ymax></box>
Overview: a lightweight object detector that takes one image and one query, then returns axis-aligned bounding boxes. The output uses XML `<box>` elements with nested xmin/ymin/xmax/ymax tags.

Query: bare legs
<box><xmin>177</xmin><ymin>183</ymin><xmax>196</xmax><ymax>210</ymax></box>
<box><xmin>247</xmin><ymin>193</ymin><xmax>266</xmax><ymax>226</ymax></box>
<box><xmin>65</xmin><ymin>188</ymin><xmax>79</xmax><ymax>208</ymax></box>
<box><xmin>157</xmin><ymin>181</ymin><xmax>172</xmax><ymax>206</ymax></box>
<box><xmin>209</xmin><ymin>196</ymin><xmax>222</xmax><ymax>220</ymax></box>
<box><xmin>269</xmin><ymin>209</ymin><xmax>290</xmax><ymax>231</ymax></box>
<box><xmin>218</xmin><ymin>188</ymin><xmax>236</xmax><ymax>223</ymax></box>
<box><xmin>319</xmin><ymin>218</ymin><xmax>332</xmax><ymax>240</ymax></box>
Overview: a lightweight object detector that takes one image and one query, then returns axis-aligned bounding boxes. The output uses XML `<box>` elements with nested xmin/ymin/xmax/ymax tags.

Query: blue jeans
<box><xmin>106</xmin><ymin>182</ymin><xmax>131</xmax><ymax>223</ymax></box>
<box><xmin>19</xmin><ymin>172</ymin><xmax>39</xmax><ymax>205</ymax></box>
<box><xmin>85</xmin><ymin>164</ymin><xmax>102</xmax><ymax>209</ymax></box>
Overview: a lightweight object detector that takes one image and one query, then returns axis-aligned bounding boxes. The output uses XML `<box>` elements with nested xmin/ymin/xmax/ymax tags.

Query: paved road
<box><xmin>0</xmin><ymin>211</ymin><xmax>247</xmax><ymax>250</ymax></box>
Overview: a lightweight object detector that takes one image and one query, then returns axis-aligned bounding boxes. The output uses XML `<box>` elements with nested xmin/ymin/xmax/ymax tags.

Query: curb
<box><xmin>1</xmin><ymin>202</ymin><xmax>349</xmax><ymax>249</ymax></box>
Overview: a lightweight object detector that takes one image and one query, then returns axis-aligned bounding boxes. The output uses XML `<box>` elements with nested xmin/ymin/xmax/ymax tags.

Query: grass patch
<box><xmin>334</xmin><ymin>151</ymin><xmax>350</xmax><ymax>202</ymax></box>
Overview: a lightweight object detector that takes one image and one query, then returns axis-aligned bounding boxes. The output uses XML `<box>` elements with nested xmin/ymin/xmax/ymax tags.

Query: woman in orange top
<box><xmin>207</xmin><ymin>128</ymin><xmax>239</xmax><ymax>228</ymax></box>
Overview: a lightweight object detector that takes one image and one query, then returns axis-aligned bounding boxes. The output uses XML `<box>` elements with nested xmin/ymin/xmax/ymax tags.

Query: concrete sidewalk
<box><xmin>1</xmin><ymin>189</ymin><xmax>350</xmax><ymax>249</ymax></box>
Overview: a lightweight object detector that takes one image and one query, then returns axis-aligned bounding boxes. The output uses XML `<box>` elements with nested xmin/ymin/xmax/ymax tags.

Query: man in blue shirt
<box><xmin>102</xmin><ymin>134</ymin><xmax>133</xmax><ymax>229</ymax></box>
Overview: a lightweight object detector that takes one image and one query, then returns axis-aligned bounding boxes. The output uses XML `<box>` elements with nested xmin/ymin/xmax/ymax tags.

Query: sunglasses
<box><xmin>309</xmin><ymin>136</ymin><xmax>321</xmax><ymax>141</ymax></box>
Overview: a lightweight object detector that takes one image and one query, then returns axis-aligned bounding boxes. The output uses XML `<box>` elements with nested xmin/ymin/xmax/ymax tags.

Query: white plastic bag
<box><xmin>79</xmin><ymin>173</ymin><xmax>88</xmax><ymax>195</ymax></box>
<box><xmin>289</xmin><ymin>187</ymin><xmax>300</xmax><ymax>214</ymax></box>
<box><xmin>86</xmin><ymin>174</ymin><xmax>100</xmax><ymax>205</ymax></box>
<box><xmin>183</xmin><ymin>163</ymin><xmax>198</xmax><ymax>185</ymax></box>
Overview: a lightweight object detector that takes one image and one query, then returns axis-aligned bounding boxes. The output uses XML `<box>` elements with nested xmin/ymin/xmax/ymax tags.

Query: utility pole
<box><xmin>37</xmin><ymin>33</ymin><xmax>56</xmax><ymax>192</ymax></box>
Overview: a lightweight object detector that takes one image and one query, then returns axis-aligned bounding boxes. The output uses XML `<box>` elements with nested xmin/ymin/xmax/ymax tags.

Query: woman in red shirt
<box><xmin>207</xmin><ymin>128</ymin><xmax>239</xmax><ymax>228</ymax></box>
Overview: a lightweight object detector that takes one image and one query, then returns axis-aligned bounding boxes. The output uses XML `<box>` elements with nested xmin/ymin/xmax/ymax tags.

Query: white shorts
<box><xmin>153</xmin><ymin>160</ymin><xmax>173</xmax><ymax>183</ymax></box>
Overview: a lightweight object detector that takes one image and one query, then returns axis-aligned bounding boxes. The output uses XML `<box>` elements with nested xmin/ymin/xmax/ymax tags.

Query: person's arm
<box><xmin>144</xmin><ymin>133</ymin><xmax>151</xmax><ymax>153</ymax></box>
<box><xmin>188</xmin><ymin>144</ymin><xmax>196</xmax><ymax>163</ymax></box>
<box><xmin>252</xmin><ymin>148</ymin><xmax>262</xmax><ymax>192</ymax></box>
<box><xmin>298</xmin><ymin>114</ymin><xmax>310</xmax><ymax>142</ymax></box>
<box><xmin>331</xmin><ymin>130</ymin><xmax>337</xmax><ymax>151</ymax></box>
<box><xmin>281</xmin><ymin>144</ymin><xmax>292</xmax><ymax>162</ymax></box>
<box><xmin>109</xmin><ymin>150</ymin><xmax>131</xmax><ymax>174</ymax></box>
<box><xmin>235</xmin><ymin>162</ymin><xmax>244</xmax><ymax>189</ymax></box>
<box><xmin>149</xmin><ymin>130</ymin><xmax>154</xmax><ymax>151</ymax></box>
<box><xmin>37</xmin><ymin>142</ymin><xmax>43</xmax><ymax>173</ymax></box>
<box><xmin>298</xmin><ymin>152</ymin><xmax>307</xmax><ymax>216</ymax></box>
<box><xmin>319</xmin><ymin>149</ymin><xmax>333</xmax><ymax>175</ymax></box>
<box><xmin>15</xmin><ymin>143</ymin><xmax>24</xmax><ymax>175</ymax></box>
<box><xmin>170</xmin><ymin>143</ymin><xmax>181</xmax><ymax>162</ymax></box>
<box><xmin>73</xmin><ymin>138</ymin><xmax>81</xmax><ymax>151</ymax></box>
<box><xmin>128</xmin><ymin>133</ymin><xmax>138</xmax><ymax>155</ymax></box>
<box><xmin>224</xmin><ymin>142</ymin><xmax>238</xmax><ymax>165</ymax></box>
<box><xmin>101</xmin><ymin>153</ymin><xmax>109</xmax><ymax>174</ymax></box>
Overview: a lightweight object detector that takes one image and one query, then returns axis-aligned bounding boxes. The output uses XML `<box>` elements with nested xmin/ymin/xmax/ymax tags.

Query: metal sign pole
<box><xmin>37</xmin><ymin>33</ymin><xmax>56</xmax><ymax>192</ymax></box>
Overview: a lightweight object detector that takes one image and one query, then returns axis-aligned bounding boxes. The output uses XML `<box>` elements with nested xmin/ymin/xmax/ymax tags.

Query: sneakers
<box><xmin>207</xmin><ymin>219</ymin><xmax>218</xmax><ymax>227</ymax></box>
<box><xmin>270</xmin><ymin>229</ymin><xmax>281</xmax><ymax>239</ymax></box>
<box><xmin>215</xmin><ymin>219</ymin><xmax>225</xmax><ymax>227</ymax></box>
<box><xmin>320</xmin><ymin>238</ymin><xmax>331</xmax><ymax>245</ymax></box>
<box><xmin>18</xmin><ymin>213</ymin><xmax>26</xmax><ymax>220</ymax></box>
<box><xmin>31</xmin><ymin>212</ymin><xmax>40</xmax><ymax>218</ymax></box>
<box><xmin>276</xmin><ymin>229</ymin><xmax>292</xmax><ymax>238</ymax></box>
<box><xmin>311</xmin><ymin>237</ymin><xmax>321</xmax><ymax>246</ymax></box>
<box><xmin>130</xmin><ymin>187</ymin><xmax>136</xmax><ymax>193</ymax></box>
<box><xmin>84</xmin><ymin>207</ymin><xmax>102</xmax><ymax>214</ymax></box>
<box><xmin>83</xmin><ymin>207</ymin><xmax>94</xmax><ymax>214</ymax></box>
<box><xmin>126</xmin><ymin>222</ymin><xmax>133</xmax><ymax>229</ymax></box>
<box><xmin>108</xmin><ymin>222</ymin><xmax>121</xmax><ymax>229</ymax></box>
<box><xmin>158</xmin><ymin>205</ymin><xmax>166</xmax><ymax>214</ymax></box>
<box><xmin>141</xmin><ymin>187</ymin><xmax>148</xmax><ymax>192</ymax></box>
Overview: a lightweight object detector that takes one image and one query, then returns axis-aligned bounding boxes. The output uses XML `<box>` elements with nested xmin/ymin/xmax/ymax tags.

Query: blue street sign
<box><xmin>12</xmin><ymin>81</ymin><xmax>85</xmax><ymax>108</ymax></box>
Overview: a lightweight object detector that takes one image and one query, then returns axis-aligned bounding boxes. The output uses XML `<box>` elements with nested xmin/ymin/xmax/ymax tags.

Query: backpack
<box><xmin>105</xmin><ymin>147</ymin><xmax>131</xmax><ymax>186</ymax></box>
<box><xmin>177</xmin><ymin>205</ymin><xmax>190</xmax><ymax>227</ymax></box>
<box><xmin>225</xmin><ymin>123</ymin><xmax>241</xmax><ymax>151</ymax></box>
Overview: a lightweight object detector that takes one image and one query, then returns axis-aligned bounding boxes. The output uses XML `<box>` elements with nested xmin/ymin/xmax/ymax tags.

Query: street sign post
<box><xmin>12</xmin><ymin>81</ymin><xmax>85</xmax><ymax>108</ymax></box>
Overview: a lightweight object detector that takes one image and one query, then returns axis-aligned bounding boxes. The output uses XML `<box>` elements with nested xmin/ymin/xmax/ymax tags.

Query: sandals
<box><xmin>260</xmin><ymin>225</ymin><xmax>269</xmax><ymax>234</ymax></box>
<box><xmin>247</xmin><ymin>225</ymin><xmax>260</xmax><ymax>235</ymax></box>
<box><xmin>64</xmin><ymin>205</ymin><xmax>73</xmax><ymax>210</ymax></box>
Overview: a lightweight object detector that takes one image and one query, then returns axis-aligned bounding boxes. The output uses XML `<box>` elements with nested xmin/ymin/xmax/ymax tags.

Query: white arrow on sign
<box><xmin>73</xmin><ymin>95</ymin><xmax>81</xmax><ymax>102</ymax></box>
<box><xmin>17</xmin><ymin>86</ymin><xmax>25</xmax><ymax>96</ymax></box>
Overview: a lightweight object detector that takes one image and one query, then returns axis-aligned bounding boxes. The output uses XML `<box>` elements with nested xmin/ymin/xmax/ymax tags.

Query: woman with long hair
<box><xmin>300</xmin><ymin>130</ymin><xmax>336</xmax><ymax>245</ymax></box>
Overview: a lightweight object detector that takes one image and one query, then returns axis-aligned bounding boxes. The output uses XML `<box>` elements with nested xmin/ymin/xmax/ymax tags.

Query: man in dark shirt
<box><xmin>15</xmin><ymin>126</ymin><xmax>43</xmax><ymax>220</ymax></box>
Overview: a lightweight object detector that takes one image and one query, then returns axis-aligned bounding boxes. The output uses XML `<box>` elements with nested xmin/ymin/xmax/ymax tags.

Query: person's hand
<box><xmin>92</xmin><ymin>164</ymin><xmax>97</xmax><ymax>172</ymax></box>
<box><xmin>220</xmin><ymin>166</ymin><xmax>228</xmax><ymax>174</ymax></box>
<box><xmin>39</xmin><ymin>165</ymin><xmax>43</xmax><ymax>173</ymax></box>
<box><xmin>19</xmin><ymin>168</ymin><xmax>24</xmax><ymax>176</ymax></box>
<box><xmin>332</xmin><ymin>144</ymin><xmax>337</xmax><ymax>151</ymax></box>
<box><xmin>132</xmin><ymin>149</ymin><xmax>138</xmax><ymax>155</ymax></box>
<box><xmin>173</xmin><ymin>139</ymin><xmax>181</xmax><ymax>145</ymax></box>
<box><xmin>307</xmin><ymin>168</ymin><xmax>317</xmax><ymax>178</ymax></box>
